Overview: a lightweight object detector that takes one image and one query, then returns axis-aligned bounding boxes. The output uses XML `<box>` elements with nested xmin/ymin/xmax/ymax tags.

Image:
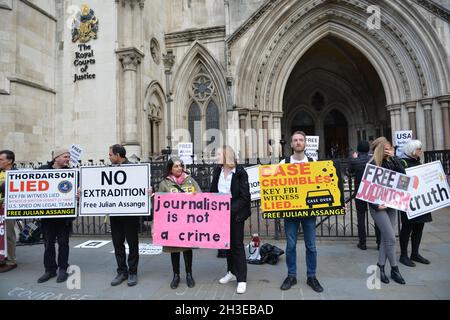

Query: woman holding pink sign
<box><xmin>158</xmin><ymin>156</ymin><xmax>201</xmax><ymax>289</ymax></box>
<box><xmin>368</xmin><ymin>137</ymin><xmax>406</xmax><ymax>285</ymax></box>
<box><xmin>211</xmin><ymin>145</ymin><xmax>251</xmax><ymax>294</ymax></box>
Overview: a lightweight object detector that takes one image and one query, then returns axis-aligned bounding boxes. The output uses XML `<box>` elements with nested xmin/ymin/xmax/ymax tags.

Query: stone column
<box><xmin>437</xmin><ymin>95</ymin><xmax>450</xmax><ymax>149</ymax></box>
<box><xmin>250</xmin><ymin>111</ymin><xmax>259</xmax><ymax>159</ymax></box>
<box><xmin>118</xmin><ymin>49</ymin><xmax>144</xmax><ymax>157</ymax></box>
<box><xmin>238</xmin><ymin>109</ymin><xmax>248</xmax><ymax>159</ymax></box>
<box><xmin>405</xmin><ymin>101</ymin><xmax>417</xmax><ymax>139</ymax></box>
<box><xmin>386</xmin><ymin>104</ymin><xmax>401</xmax><ymax>137</ymax></box>
<box><xmin>162</xmin><ymin>50</ymin><xmax>175</xmax><ymax>149</ymax></box>
<box><xmin>262</xmin><ymin>112</ymin><xmax>270</xmax><ymax>158</ymax></box>
<box><xmin>421</xmin><ymin>98</ymin><xmax>434</xmax><ymax>150</ymax></box>
<box><xmin>272</xmin><ymin>112</ymin><xmax>283</xmax><ymax>159</ymax></box>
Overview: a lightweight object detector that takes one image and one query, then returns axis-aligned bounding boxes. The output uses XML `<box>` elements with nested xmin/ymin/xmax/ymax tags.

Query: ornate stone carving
<box><xmin>117</xmin><ymin>50</ymin><xmax>143</xmax><ymax>71</ymax></box>
<box><xmin>165</xmin><ymin>26</ymin><xmax>226</xmax><ymax>46</ymax></box>
<box><xmin>415</xmin><ymin>0</ymin><xmax>450</xmax><ymax>22</ymax></box>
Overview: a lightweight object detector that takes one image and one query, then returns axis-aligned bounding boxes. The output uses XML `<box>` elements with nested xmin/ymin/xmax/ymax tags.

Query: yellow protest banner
<box><xmin>259</xmin><ymin>161</ymin><xmax>345</xmax><ymax>219</ymax></box>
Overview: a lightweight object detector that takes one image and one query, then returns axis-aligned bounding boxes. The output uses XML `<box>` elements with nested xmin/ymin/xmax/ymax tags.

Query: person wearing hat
<box><xmin>37</xmin><ymin>148</ymin><xmax>72</xmax><ymax>283</ymax></box>
<box><xmin>348</xmin><ymin>140</ymin><xmax>379</xmax><ymax>250</ymax></box>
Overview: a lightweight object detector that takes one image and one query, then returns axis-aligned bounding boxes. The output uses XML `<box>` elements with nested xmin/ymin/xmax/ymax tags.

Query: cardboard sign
<box><xmin>178</xmin><ymin>142</ymin><xmax>193</xmax><ymax>165</ymax></box>
<box><xmin>69</xmin><ymin>144</ymin><xmax>83</xmax><ymax>167</ymax></box>
<box><xmin>305</xmin><ymin>136</ymin><xmax>319</xmax><ymax>161</ymax></box>
<box><xmin>5</xmin><ymin>169</ymin><xmax>77</xmax><ymax>219</ymax></box>
<box><xmin>259</xmin><ymin>161</ymin><xmax>344</xmax><ymax>219</ymax></box>
<box><xmin>74</xmin><ymin>240</ymin><xmax>111</xmax><ymax>249</ymax></box>
<box><xmin>405</xmin><ymin>161</ymin><xmax>450</xmax><ymax>219</ymax></box>
<box><xmin>356</xmin><ymin>164</ymin><xmax>414</xmax><ymax>211</ymax></box>
<box><xmin>394</xmin><ymin>130</ymin><xmax>412</xmax><ymax>157</ymax></box>
<box><xmin>152</xmin><ymin>192</ymin><xmax>231</xmax><ymax>249</ymax></box>
<box><xmin>80</xmin><ymin>164</ymin><xmax>151</xmax><ymax>216</ymax></box>
<box><xmin>0</xmin><ymin>207</ymin><xmax>6</xmax><ymax>261</ymax></box>
<box><xmin>245</xmin><ymin>165</ymin><xmax>261</xmax><ymax>201</ymax></box>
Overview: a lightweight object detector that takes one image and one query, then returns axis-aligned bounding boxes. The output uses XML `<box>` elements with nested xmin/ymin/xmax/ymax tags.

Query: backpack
<box><xmin>19</xmin><ymin>220</ymin><xmax>42</xmax><ymax>244</ymax></box>
<box><xmin>247</xmin><ymin>243</ymin><xmax>285</xmax><ymax>265</ymax></box>
<box><xmin>285</xmin><ymin>156</ymin><xmax>314</xmax><ymax>163</ymax></box>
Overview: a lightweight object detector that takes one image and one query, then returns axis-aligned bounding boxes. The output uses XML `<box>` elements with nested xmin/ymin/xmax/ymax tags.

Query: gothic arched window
<box><xmin>188</xmin><ymin>102</ymin><xmax>202</xmax><ymax>153</ymax></box>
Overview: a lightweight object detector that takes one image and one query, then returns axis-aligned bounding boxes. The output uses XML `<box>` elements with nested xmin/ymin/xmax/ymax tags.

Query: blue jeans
<box><xmin>284</xmin><ymin>217</ymin><xmax>317</xmax><ymax>278</ymax></box>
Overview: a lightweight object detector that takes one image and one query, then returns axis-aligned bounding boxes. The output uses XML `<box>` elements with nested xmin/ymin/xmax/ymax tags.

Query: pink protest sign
<box><xmin>152</xmin><ymin>192</ymin><xmax>231</xmax><ymax>249</ymax></box>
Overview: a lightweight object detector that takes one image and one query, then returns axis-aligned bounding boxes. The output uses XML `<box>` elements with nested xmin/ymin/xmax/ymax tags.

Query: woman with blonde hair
<box><xmin>368</xmin><ymin>137</ymin><xmax>406</xmax><ymax>285</ymax></box>
<box><xmin>210</xmin><ymin>145</ymin><xmax>251</xmax><ymax>294</ymax></box>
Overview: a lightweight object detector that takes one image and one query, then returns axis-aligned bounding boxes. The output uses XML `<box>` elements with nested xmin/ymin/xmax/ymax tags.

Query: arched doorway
<box><xmin>324</xmin><ymin>109</ymin><xmax>348</xmax><ymax>158</ymax></box>
<box><xmin>291</xmin><ymin>110</ymin><xmax>315</xmax><ymax>135</ymax></box>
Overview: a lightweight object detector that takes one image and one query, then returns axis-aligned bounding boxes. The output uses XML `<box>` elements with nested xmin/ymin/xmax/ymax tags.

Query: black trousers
<box><xmin>355</xmin><ymin>199</ymin><xmax>381</xmax><ymax>245</ymax></box>
<box><xmin>400</xmin><ymin>222</ymin><xmax>425</xmax><ymax>256</ymax></box>
<box><xmin>226</xmin><ymin>220</ymin><xmax>247</xmax><ymax>282</ymax></box>
<box><xmin>42</xmin><ymin>219</ymin><xmax>71</xmax><ymax>273</ymax></box>
<box><xmin>110</xmin><ymin>216</ymin><xmax>140</xmax><ymax>275</ymax></box>
<box><xmin>171</xmin><ymin>250</ymin><xmax>193</xmax><ymax>274</ymax></box>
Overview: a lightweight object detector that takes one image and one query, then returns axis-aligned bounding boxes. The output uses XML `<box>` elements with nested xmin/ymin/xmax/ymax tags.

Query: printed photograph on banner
<box><xmin>245</xmin><ymin>165</ymin><xmax>261</xmax><ymax>201</ymax></box>
<box><xmin>259</xmin><ymin>161</ymin><xmax>344</xmax><ymax>219</ymax></box>
<box><xmin>152</xmin><ymin>192</ymin><xmax>231</xmax><ymax>249</ymax></box>
<box><xmin>74</xmin><ymin>240</ymin><xmax>111</xmax><ymax>249</ymax></box>
<box><xmin>5</xmin><ymin>169</ymin><xmax>78</xmax><ymax>219</ymax></box>
<box><xmin>356</xmin><ymin>164</ymin><xmax>414</xmax><ymax>211</ymax></box>
<box><xmin>405</xmin><ymin>161</ymin><xmax>450</xmax><ymax>219</ymax></box>
<box><xmin>80</xmin><ymin>164</ymin><xmax>151</xmax><ymax>216</ymax></box>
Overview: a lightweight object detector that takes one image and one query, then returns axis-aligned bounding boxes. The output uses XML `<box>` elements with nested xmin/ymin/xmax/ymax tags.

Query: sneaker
<box><xmin>280</xmin><ymin>276</ymin><xmax>297</xmax><ymax>290</ymax></box>
<box><xmin>0</xmin><ymin>263</ymin><xmax>17</xmax><ymax>273</ymax></box>
<box><xmin>219</xmin><ymin>271</ymin><xmax>236</xmax><ymax>284</ymax></box>
<box><xmin>127</xmin><ymin>274</ymin><xmax>138</xmax><ymax>287</ymax></box>
<box><xmin>236</xmin><ymin>282</ymin><xmax>246</xmax><ymax>294</ymax></box>
<box><xmin>37</xmin><ymin>271</ymin><xmax>57</xmax><ymax>283</ymax></box>
<box><xmin>57</xmin><ymin>270</ymin><xmax>69</xmax><ymax>283</ymax></box>
<box><xmin>307</xmin><ymin>276</ymin><xmax>324</xmax><ymax>293</ymax></box>
<box><xmin>110</xmin><ymin>273</ymin><xmax>128</xmax><ymax>286</ymax></box>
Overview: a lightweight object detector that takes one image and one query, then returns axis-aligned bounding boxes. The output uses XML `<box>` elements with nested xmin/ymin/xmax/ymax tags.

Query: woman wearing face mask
<box><xmin>398</xmin><ymin>139</ymin><xmax>432</xmax><ymax>267</ymax></box>
<box><xmin>157</xmin><ymin>157</ymin><xmax>201</xmax><ymax>289</ymax></box>
<box><xmin>210</xmin><ymin>146</ymin><xmax>251</xmax><ymax>294</ymax></box>
<box><xmin>369</xmin><ymin>137</ymin><xmax>406</xmax><ymax>285</ymax></box>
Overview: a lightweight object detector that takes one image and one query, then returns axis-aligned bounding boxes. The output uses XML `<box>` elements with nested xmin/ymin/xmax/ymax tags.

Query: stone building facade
<box><xmin>1</xmin><ymin>0</ymin><xmax>449</xmax><ymax>162</ymax></box>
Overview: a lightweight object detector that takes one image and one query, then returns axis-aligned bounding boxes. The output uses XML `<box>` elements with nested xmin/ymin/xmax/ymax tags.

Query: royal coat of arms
<box><xmin>72</xmin><ymin>4</ymin><xmax>99</xmax><ymax>43</ymax></box>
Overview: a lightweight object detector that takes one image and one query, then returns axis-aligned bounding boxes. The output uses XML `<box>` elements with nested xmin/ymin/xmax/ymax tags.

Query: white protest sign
<box><xmin>356</xmin><ymin>164</ymin><xmax>414</xmax><ymax>211</ymax></box>
<box><xmin>0</xmin><ymin>209</ymin><xmax>7</xmax><ymax>260</ymax></box>
<box><xmin>305</xmin><ymin>136</ymin><xmax>319</xmax><ymax>161</ymax></box>
<box><xmin>394</xmin><ymin>130</ymin><xmax>412</xmax><ymax>157</ymax></box>
<box><xmin>80</xmin><ymin>164</ymin><xmax>151</xmax><ymax>216</ymax></box>
<box><xmin>5</xmin><ymin>169</ymin><xmax>78</xmax><ymax>219</ymax></box>
<box><xmin>178</xmin><ymin>142</ymin><xmax>193</xmax><ymax>165</ymax></box>
<box><xmin>75</xmin><ymin>240</ymin><xmax>111</xmax><ymax>249</ymax></box>
<box><xmin>405</xmin><ymin>161</ymin><xmax>450</xmax><ymax>219</ymax></box>
<box><xmin>69</xmin><ymin>144</ymin><xmax>83</xmax><ymax>167</ymax></box>
<box><xmin>245</xmin><ymin>165</ymin><xmax>261</xmax><ymax>201</ymax></box>
<box><xmin>110</xmin><ymin>243</ymin><xmax>162</xmax><ymax>255</ymax></box>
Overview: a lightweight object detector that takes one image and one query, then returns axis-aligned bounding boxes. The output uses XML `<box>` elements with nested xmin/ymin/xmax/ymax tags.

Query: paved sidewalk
<box><xmin>1</xmin><ymin>208</ymin><xmax>449</xmax><ymax>300</ymax></box>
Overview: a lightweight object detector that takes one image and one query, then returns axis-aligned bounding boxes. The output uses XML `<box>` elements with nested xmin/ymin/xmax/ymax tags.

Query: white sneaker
<box><xmin>219</xmin><ymin>271</ymin><xmax>236</xmax><ymax>284</ymax></box>
<box><xmin>236</xmin><ymin>282</ymin><xmax>247</xmax><ymax>294</ymax></box>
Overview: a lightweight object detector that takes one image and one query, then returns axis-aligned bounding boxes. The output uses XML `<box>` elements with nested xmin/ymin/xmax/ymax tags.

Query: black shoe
<box><xmin>377</xmin><ymin>264</ymin><xmax>389</xmax><ymax>284</ymax></box>
<box><xmin>411</xmin><ymin>254</ymin><xmax>430</xmax><ymax>265</ymax></box>
<box><xmin>280</xmin><ymin>276</ymin><xmax>297</xmax><ymax>291</ymax></box>
<box><xmin>110</xmin><ymin>273</ymin><xmax>128</xmax><ymax>286</ymax></box>
<box><xmin>357</xmin><ymin>243</ymin><xmax>367</xmax><ymax>250</ymax></box>
<box><xmin>128</xmin><ymin>274</ymin><xmax>138</xmax><ymax>287</ymax></box>
<box><xmin>391</xmin><ymin>266</ymin><xmax>406</xmax><ymax>285</ymax></box>
<box><xmin>186</xmin><ymin>273</ymin><xmax>195</xmax><ymax>288</ymax></box>
<box><xmin>37</xmin><ymin>271</ymin><xmax>57</xmax><ymax>283</ymax></box>
<box><xmin>307</xmin><ymin>276</ymin><xmax>324</xmax><ymax>293</ymax></box>
<box><xmin>399</xmin><ymin>255</ymin><xmax>416</xmax><ymax>267</ymax></box>
<box><xmin>170</xmin><ymin>273</ymin><xmax>180</xmax><ymax>289</ymax></box>
<box><xmin>57</xmin><ymin>270</ymin><xmax>69</xmax><ymax>283</ymax></box>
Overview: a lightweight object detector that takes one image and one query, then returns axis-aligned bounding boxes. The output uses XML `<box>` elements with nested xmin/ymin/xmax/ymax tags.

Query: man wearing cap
<box><xmin>37</xmin><ymin>148</ymin><xmax>72</xmax><ymax>283</ymax></box>
<box><xmin>348</xmin><ymin>140</ymin><xmax>380</xmax><ymax>250</ymax></box>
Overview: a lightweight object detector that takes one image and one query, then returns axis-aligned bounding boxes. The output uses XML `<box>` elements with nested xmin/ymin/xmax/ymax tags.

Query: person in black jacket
<box><xmin>37</xmin><ymin>148</ymin><xmax>73</xmax><ymax>283</ymax></box>
<box><xmin>398</xmin><ymin>139</ymin><xmax>432</xmax><ymax>267</ymax></box>
<box><xmin>368</xmin><ymin>137</ymin><xmax>406</xmax><ymax>285</ymax></box>
<box><xmin>348</xmin><ymin>140</ymin><xmax>381</xmax><ymax>250</ymax></box>
<box><xmin>211</xmin><ymin>145</ymin><xmax>251</xmax><ymax>294</ymax></box>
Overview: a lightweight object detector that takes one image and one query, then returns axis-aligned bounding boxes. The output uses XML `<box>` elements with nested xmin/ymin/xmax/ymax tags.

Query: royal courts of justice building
<box><xmin>1</xmin><ymin>0</ymin><xmax>449</xmax><ymax>162</ymax></box>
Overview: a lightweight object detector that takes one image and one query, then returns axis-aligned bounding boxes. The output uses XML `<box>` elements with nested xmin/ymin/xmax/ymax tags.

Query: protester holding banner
<box><xmin>157</xmin><ymin>156</ymin><xmax>201</xmax><ymax>289</ymax></box>
<box><xmin>37</xmin><ymin>148</ymin><xmax>72</xmax><ymax>283</ymax></box>
<box><xmin>399</xmin><ymin>140</ymin><xmax>432</xmax><ymax>267</ymax></box>
<box><xmin>278</xmin><ymin>131</ymin><xmax>323</xmax><ymax>293</ymax></box>
<box><xmin>368</xmin><ymin>137</ymin><xmax>406</xmax><ymax>285</ymax></box>
<box><xmin>347</xmin><ymin>141</ymin><xmax>381</xmax><ymax>250</ymax></box>
<box><xmin>211</xmin><ymin>145</ymin><xmax>251</xmax><ymax>294</ymax></box>
<box><xmin>108</xmin><ymin>144</ymin><xmax>140</xmax><ymax>287</ymax></box>
<box><xmin>0</xmin><ymin>150</ymin><xmax>18</xmax><ymax>273</ymax></box>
